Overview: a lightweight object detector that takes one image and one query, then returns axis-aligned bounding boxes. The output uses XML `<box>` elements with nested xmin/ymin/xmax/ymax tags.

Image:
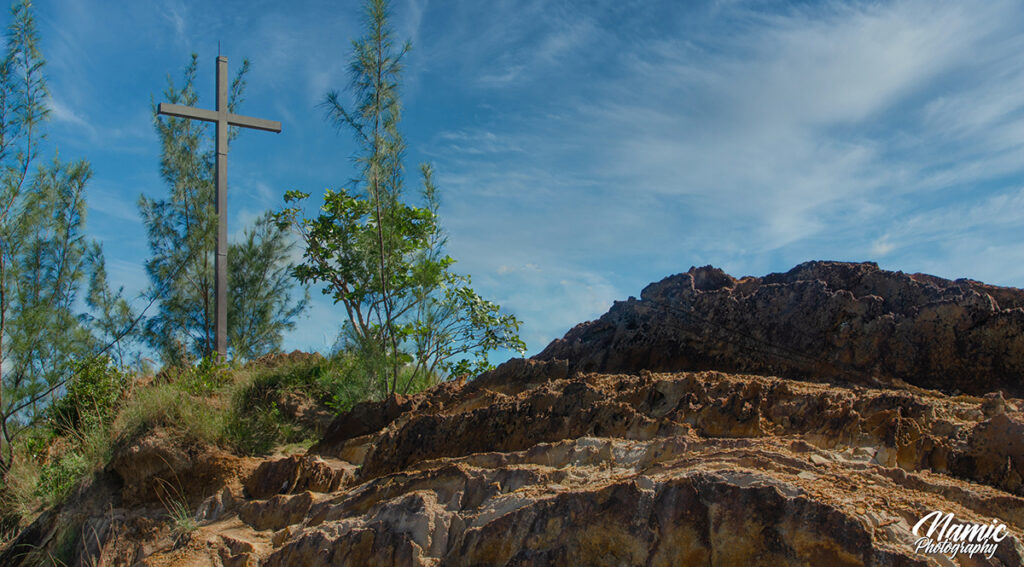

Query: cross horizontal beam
<box><xmin>157</xmin><ymin>102</ymin><xmax>282</xmax><ymax>133</ymax></box>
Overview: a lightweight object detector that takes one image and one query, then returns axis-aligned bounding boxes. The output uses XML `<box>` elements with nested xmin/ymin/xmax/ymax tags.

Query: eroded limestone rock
<box><xmin>536</xmin><ymin>261</ymin><xmax>1024</xmax><ymax>396</ymax></box>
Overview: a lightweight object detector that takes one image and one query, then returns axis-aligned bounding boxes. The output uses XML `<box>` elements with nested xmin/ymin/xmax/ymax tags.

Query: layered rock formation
<box><xmin>4</xmin><ymin>261</ymin><xmax>1024</xmax><ymax>566</ymax></box>
<box><xmin>537</xmin><ymin>261</ymin><xmax>1024</xmax><ymax>396</ymax></box>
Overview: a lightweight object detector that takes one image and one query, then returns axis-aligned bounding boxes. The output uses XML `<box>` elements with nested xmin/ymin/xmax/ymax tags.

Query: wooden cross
<box><xmin>158</xmin><ymin>55</ymin><xmax>281</xmax><ymax>360</ymax></box>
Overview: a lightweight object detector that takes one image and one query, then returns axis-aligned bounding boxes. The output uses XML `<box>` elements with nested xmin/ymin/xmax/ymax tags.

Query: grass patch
<box><xmin>176</xmin><ymin>357</ymin><xmax>233</xmax><ymax>396</ymax></box>
<box><xmin>114</xmin><ymin>382</ymin><xmax>228</xmax><ymax>447</ymax></box>
<box><xmin>35</xmin><ymin>415</ymin><xmax>116</xmax><ymax>509</ymax></box>
<box><xmin>115</xmin><ymin>354</ymin><xmax>345</xmax><ymax>456</ymax></box>
<box><xmin>1</xmin><ymin>359</ymin><xmax>127</xmax><ymax>538</ymax></box>
<box><xmin>225</xmin><ymin>356</ymin><xmax>329</xmax><ymax>455</ymax></box>
<box><xmin>167</xmin><ymin>497</ymin><xmax>196</xmax><ymax>539</ymax></box>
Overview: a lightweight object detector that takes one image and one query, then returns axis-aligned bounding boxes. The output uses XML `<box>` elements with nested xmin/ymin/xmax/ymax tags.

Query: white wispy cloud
<box><xmin>888</xmin><ymin>187</ymin><xmax>1024</xmax><ymax>245</ymax></box>
<box><xmin>871</xmin><ymin>235</ymin><xmax>895</xmax><ymax>257</ymax></box>
<box><xmin>48</xmin><ymin>97</ymin><xmax>94</xmax><ymax>133</ymax></box>
<box><xmin>105</xmin><ymin>257</ymin><xmax>151</xmax><ymax>299</ymax></box>
<box><xmin>464</xmin><ymin>251</ymin><xmax>622</xmax><ymax>353</ymax></box>
<box><xmin>88</xmin><ymin>184</ymin><xmax>143</xmax><ymax>224</ymax></box>
<box><xmin>411</xmin><ymin>0</ymin><xmax>1024</xmax><ymax>350</ymax></box>
<box><xmin>160</xmin><ymin>0</ymin><xmax>188</xmax><ymax>48</ymax></box>
<box><xmin>574</xmin><ymin>1</ymin><xmax>1012</xmax><ymax>244</ymax></box>
<box><xmin>432</xmin><ymin>129</ymin><xmax>523</xmax><ymax>156</ymax></box>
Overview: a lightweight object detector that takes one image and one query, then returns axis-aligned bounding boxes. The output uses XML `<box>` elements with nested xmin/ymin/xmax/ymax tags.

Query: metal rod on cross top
<box><xmin>157</xmin><ymin>55</ymin><xmax>282</xmax><ymax>360</ymax></box>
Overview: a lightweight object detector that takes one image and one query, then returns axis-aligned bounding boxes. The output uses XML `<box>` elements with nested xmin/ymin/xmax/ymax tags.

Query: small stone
<box><xmin>272</xmin><ymin>527</ymin><xmax>292</xmax><ymax>548</ymax></box>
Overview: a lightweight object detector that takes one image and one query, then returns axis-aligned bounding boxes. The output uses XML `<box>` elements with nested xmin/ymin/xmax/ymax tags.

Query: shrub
<box><xmin>315</xmin><ymin>351</ymin><xmax>437</xmax><ymax>412</ymax></box>
<box><xmin>177</xmin><ymin>356</ymin><xmax>233</xmax><ymax>396</ymax></box>
<box><xmin>224</xmin><ymin>402</ymin><xmax>286</xmax><ymax>456</ymax></box>
<box><xmin>37</xmin><ymin>392</ymin><xmax>118</xmax><ymax>508</ymax></box>
<box><xmin>316</xmin><ymin>352</ymin><xmax>382</xmax><ymax>413</ymax></box>
<box><xmin>34</xmin><ymin>452</ymin><xmax>88</xmax><ymax>507</ymax></box>
<box><xmin>49</xmin><ymin>357</ymin><xmax>128</xmax><ymax>435</ymax></box>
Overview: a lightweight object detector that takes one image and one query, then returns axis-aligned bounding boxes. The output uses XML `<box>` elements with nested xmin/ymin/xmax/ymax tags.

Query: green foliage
<box><xmin>0</xmin><ymin>454</ymin><xmax>35</xmax><ymax>539</ymax></box>
<box><xmin>19</xmin><ymin>427</ymin><xmax>47</xmax><ymax>462</ymax></box>
<box><xmin>27</xmin><ymin>359</ymin><xmax>124</xmax><ymax>509</ymax></box>
<box><xmin>166</xmin><ymin>496</ymin><xmax>196</xmax><ymax>540</ymax></box>
<box><xmin>225</xmin><ymin>357</ymin><xmax>325</xmax><ymax>455</ymax></box>
<box><xmin>30</xmin><ymin>405</ymin><xmax>117</xmax><ymax>513</ymax></box>
<box><xmin>1</xmin><ymin>158</ymin><xmax>96</xmax><ymax>434</ymax></box>
<box><xmin>228</xmin><ymin>214</ymin><xmax>309</xmax><ymax>361</ymax></box>
<box><xmin>115</xmin><ymin>382</ymin><xmax>226</xmax><ymax>447</ymax></box>
<box><xmin>0</xmin><ymin>0</ymin><xmax>123</xmax><ymax>479</ymax></box>
<box><xmin>114</xmin><ymin>355</ymin><xmax>331</xmax><ymax>458</ymax></box>
<box><xmin>176</xmin><ymin>355</ymin><xmax>232</xmax><ymax>396</ymax></box>
<box><xmin>84</xmin><ymin>247</ymin><xmax>141</xmax><ymax>371</ymax></box>
<box><xmin>140</xmin><ymin>56</ymin><xmax>307</xmax><ymax>365</ymax></box>
<box><xmin>277</xmin><ymin>0</ymin><xmax>525</xmax><ymax>396</ymax></box>
<box><xmin>155</xmin><ymin>478</ymin><xmax>196</xmax><ymax>543</ymax></box>
<box><xmin>48</xmin><ymin>357</ymin><xmax>128</xmax><ymax>434</ymax></box>
<box><xmin>244</xmin><ymin>355</ymin><xmax>325</xmax><ymax>392</ymax></box>
<box><xmin>319</xmin><ymin>347</ymin><xmax>386</xmax><ymax>412</ymax></box>
<box><xmin>0</xmin><ymin>354</ymin><xmax>350</xmax><ymax>542</ymax></box>
<box><xmin>224</xmin><ymin>398</ymin><xmax>288</xmax><ymax>457</ymax></box>
<box><xmin>34</xmin><ymin>452</ymin><xmax>86</xmax><ymax>507</ymax></box>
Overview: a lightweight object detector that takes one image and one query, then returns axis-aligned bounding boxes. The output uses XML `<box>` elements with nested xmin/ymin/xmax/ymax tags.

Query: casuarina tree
<box><xmin>0</xmin><ymin>0</ymin><xmax>128</xmax><ymax>477</ymax></box>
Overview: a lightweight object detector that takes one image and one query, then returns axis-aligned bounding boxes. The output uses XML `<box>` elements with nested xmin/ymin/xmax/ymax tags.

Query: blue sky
<box><xmin>24</xmin><ymin>0</ymin><xmax>1024</xmax><ymax>357</ymax></box>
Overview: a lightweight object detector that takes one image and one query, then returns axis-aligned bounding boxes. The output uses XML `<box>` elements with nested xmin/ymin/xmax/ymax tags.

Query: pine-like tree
<box><xmin>0</xmin><ymin>0</ymin><xmax>113</xmax><ymax>475</ymax></box>
<box><xmin>140</xmin><ymin>56</ymin><xmax>307</xmax><ymax>365</ymax></box>
<box><xmin>84</xmin><ymin>245</ymin><xmax>140</xmax><ymax>370</ymax></box>
<box><xmin>228</xmin><ymin>213</ymin><xmax>308</xmax><ymax>361</ymax></box>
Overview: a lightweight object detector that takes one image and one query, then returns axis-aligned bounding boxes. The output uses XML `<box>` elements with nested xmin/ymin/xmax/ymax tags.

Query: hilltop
<box><xmin>3</xmin><ymin>261</ymin><xmax>1024</xmax><ymax>566</ymax></box>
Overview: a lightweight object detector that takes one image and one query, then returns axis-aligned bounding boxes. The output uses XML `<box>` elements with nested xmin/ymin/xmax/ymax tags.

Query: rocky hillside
<box><xmin>4</xmin><ymin>261</ymin><xmax>1024</xmax><ymax>566</ymax></box>
<box><xmin>537</xmin><ymin>261</ymin><xmax>1024</xmax><ymax>396</ymax></box>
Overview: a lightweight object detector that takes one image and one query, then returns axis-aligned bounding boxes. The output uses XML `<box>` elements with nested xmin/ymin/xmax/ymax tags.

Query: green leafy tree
<box><xmin>277</xmin><ymin>0</ymin><xmax>525</xmax><ymax>396</ymax></box>
<box><xmin>140</xmin><ymin>56</ymin><xmax>307</xmax><ymax>365</ymax></box>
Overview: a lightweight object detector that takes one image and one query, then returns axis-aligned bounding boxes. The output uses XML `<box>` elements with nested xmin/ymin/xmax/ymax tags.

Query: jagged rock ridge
<box><xmin>537</xmin><ymin>261</ymin><xmax>1024</xmax><ymax>396</ymax></box>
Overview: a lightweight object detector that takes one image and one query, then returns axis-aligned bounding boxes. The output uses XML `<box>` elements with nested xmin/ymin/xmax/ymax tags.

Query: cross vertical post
<box><xmin>215</xmin><ymin>55</ymin><xmax>229</xmax><ymax>359</ymax></box>
<box><xmin>157</xmin><ymin>55</ymin><xmax>282</xmax><ymax>361</ymax></box>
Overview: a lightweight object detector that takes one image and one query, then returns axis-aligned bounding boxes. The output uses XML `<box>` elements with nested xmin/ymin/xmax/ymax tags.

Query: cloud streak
<box><xmin>409</xmin><ymin>0</ymin><xmax>1024</xmax><ymax>350</ymax></box>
